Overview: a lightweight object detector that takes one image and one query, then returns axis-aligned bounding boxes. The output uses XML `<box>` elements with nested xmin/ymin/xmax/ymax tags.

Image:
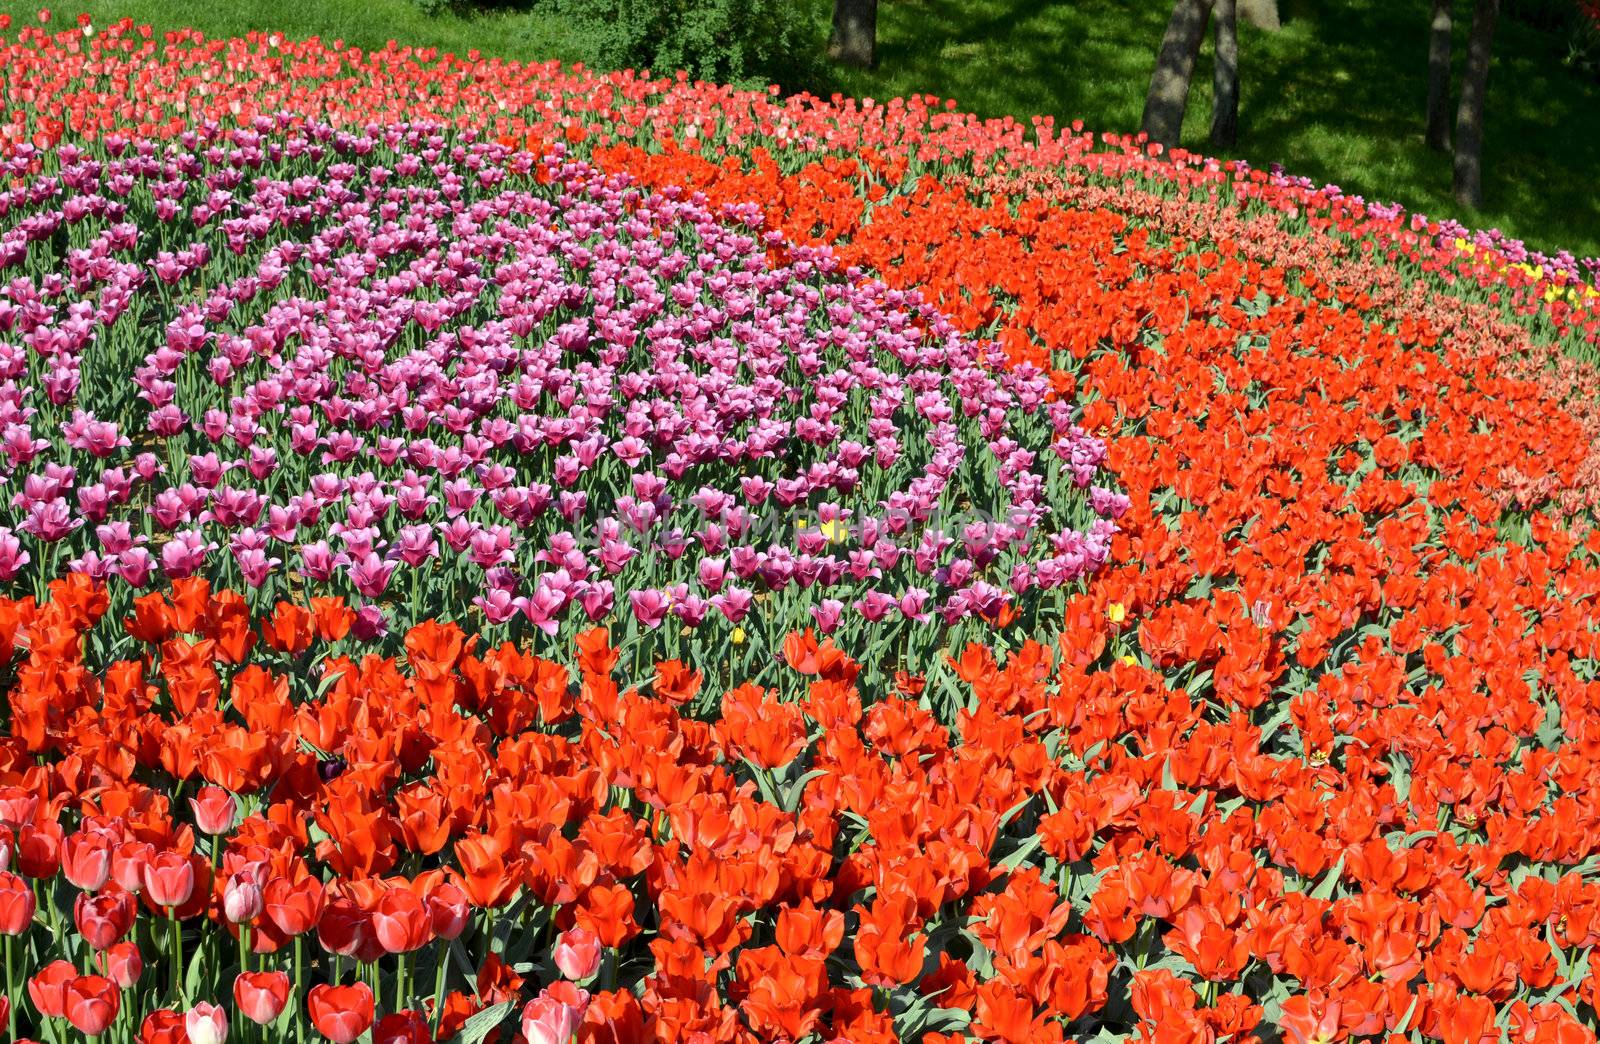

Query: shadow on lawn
<box><xmin>819</xmin><ymin>0</ymin><xmax>1600</xmax><ymax>257</ymax></box>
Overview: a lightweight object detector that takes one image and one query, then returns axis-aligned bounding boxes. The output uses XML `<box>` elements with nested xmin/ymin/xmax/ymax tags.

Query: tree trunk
<box><xmin>1211</xmin><ymin>0</ymin><xmax>1240</xmax><ymax>148</ymax></box>
<box><xmin>1425</xmin><ymin>0</ymin><xmax>1453</xmax><ymax>151</ymax></box>
<box><xmin>1453</xmin><ymin>0</ymin><xmax>1498</xmax><ymax>208</ymax></box>
<box><xmin>1238</xmin><ymin>0</ymin><xmax>1280</xmax><ymax>31</ymax></box>
<box><xmin>1142</xmin><ymin>0</ymin><xmax>1216</xmax><ymax>148</ymax></box>
<box><xmin>828</xmin><ymin>0</ymin><xmax>878</xmax><ymax>69</ymax></box>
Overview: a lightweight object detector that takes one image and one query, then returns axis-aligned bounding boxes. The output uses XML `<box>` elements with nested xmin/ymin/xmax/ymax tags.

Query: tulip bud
<box><xmin>188</xmin><ymin>787</ymin><xmax>237</xmax><ymax>835</ymax></box>
<box><xmin>0</xmin><ymin>871</ymin><xmax>35</xmax><ymax>934</ymax></box>
<box><xmin>425</xmin><ymin>882</ymin><xmax>470</xmax><ymax>941</ymax></box>
<box><xmin>142</xmin><ymin>851</ymin><xmax>196</xmax><ymax>909</ymax></box>
<box><xmin>185</xmin><ymin>1002</ymin><xmax>228</xmax><ymax>1044</ymax></box>
<box><xmin>223</xmin><ymin>871</ymin><xmax>263</xmax><ymax>924</ymax></box>
<box><xmin>111</xmin><ymin>841</ymin><xmax>154</xmax><ymax>893</ymax></box>
<box><xmin>62</xmin><ymin>831</ymin><xmax>112</xmax><ymax>891</ymax></box>
<box><xmin>97</xmin><ymin>941</ymin><xmax>143</xmax><ymax>988</ymax></box>
<box><xmin>521</xmin><ymin>983</ymin><xmax>589</xmax><ymax>1044</ymax></box>
<box><xmin>234</xmin><ymin>971</ymin><xmax>291</xmax><ymax>1026</ymax></box>
<box><xmin>553</xmin><ymin>926</ymin><xmax>602</xmax><ymax>982</ymax></box>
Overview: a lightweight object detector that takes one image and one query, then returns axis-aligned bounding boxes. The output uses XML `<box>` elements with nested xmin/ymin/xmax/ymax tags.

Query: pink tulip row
<box><xmin>0</xmin><ymin>118</ymin><xmax>1123</xmax><ymax>671</ymax></box>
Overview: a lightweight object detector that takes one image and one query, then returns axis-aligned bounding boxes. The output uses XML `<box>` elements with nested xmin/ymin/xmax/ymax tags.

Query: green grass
<box><xmin>823</xmin><ymin>0</ymin><xmax>1600</xmax><ymax>260</ymax></box>
<box><xmin>0</xmin><ymin>0</ymin><xmax>589</xmax><ymax>65</ymax></box>
<box><xmin>4</xmin><ymin>0</ymin><xmax>1596</xmax><ymax>258</ymax></box>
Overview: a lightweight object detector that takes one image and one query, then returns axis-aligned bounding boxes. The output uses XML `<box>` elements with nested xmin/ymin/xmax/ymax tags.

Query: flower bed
<box><xmin>2</xmin><ymin>10</ymin><xmax>1600</xmax><ymax>1044</ymax></box>
<box><xmin>0</xmin><ymin>120</ymin><xmax>1118</xmax><ymax>689</ymax></box>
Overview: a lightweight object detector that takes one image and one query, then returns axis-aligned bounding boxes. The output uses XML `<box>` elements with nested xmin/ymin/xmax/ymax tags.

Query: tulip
<box><xmin>61</xmin><ymin>831</ymin><xmax>112</xmax><ymax>891</ymax></box>
<box><xmin>63</xmin><ymin>975</ymin><xmax>119</xmax><ymax>1036</ymax></box>
<box><xmin>553</xmin><ymin>926</ymin><xmax>602</xmax><ymax>982</ymax></box>
<box><xmin>223</xmin><ymin>871</ymin><xmax>264</xmax><ymax>924</ymax></box>
<box><xmin>234</xmin><ymin>971</ymin><xmax>291</xmax><ymax>1026</ymax></box>
<box><xmin>143</xmin><ymin>851</ymin><xmax>196</xmax><ymax>908</ymax></box>
<box><xmin>74</xmin><ymin>889</ymin><xmax>135</xmax><ymax>950</ymax></box>
<box><xmin>96</xmin><ymin>941</ymin><xmax>143</xmax><ymax>988</ymax></box>
<box><xmin>15</xmin><ymin>822</ymin><xmax>63</xmax><ymax>878</ymax></box>
<box><xmin>307</xmin><ymin>982</ymin><xmax>374</xmax><ymax>1044</ymax></box>
<box><xmin>372</xmin><ymin>887</ymin><xmax>432</xmax><ymax>954</ymax></box>
<box><xmin>425</xmin><ymin>882</ymin><xmax>471</xmax><ymax>941</ymax></box>
<box><xmin>317</xmin><ymin>899</ymin><xmax>379</xmax><ymax>962</ymax></box>
<box><xmin>0</xmin><ymin>872</ymin><xmax>35</xmax><ymax>934</ymax></box>
<box><xmin>189</xmin><ymin>787</ymin><xmax>237</xmax><ymax>835</ymax></box>
<box><xmin>26</xmin><ymin>959</ymin><xmax>76</xmax><ymax>1018</ymax></box>
<box><xmin>140</xmin><ymin>1009</ymin><xmax>188</xmax><ymax>1044</ymax></box>
<box><xmin>110</xmin><ymin>841</ymin><xmax>155</xmax><ymax>893</ymax></box>
<box><xmin>521</xmin><ymin>983</ymin><xmax>589</xmax><ymax>1044</ymax></box>
<box><xmin>185</xmin><ymin>1002</ymin><xmax>228</xmax><ymax>1044</ymax></box>
<box><xmin>263</xmin><ymin>876</ymin><xmax>324</xmax><ymax>936</ymax></box>
<box><xmin>373</xmin><ymin>1011</ymin><xmax>430</xmax><ymax>1044</ymax></box>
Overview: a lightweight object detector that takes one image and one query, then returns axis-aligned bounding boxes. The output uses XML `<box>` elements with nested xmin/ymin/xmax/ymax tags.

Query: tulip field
<box><xmin>4</xmin><ymin>11</ymin><xmax>1600</xmax><ymax>1044</ymax></box>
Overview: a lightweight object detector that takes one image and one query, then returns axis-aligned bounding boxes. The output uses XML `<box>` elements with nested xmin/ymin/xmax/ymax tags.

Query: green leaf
<box><xmin>1310</xmin><ymin>853</ymin><xmax>1346</xmax><ymax>901</ymax></box>
<box><xmin>997</xmin><ymin>834</ymin><xmax>1043</xmax><ymax>872</ymax></box>
<box><xmin>1387</xmin><ymin>751</ymin><xmax>1412</xmax><ymax>803</ymax></box>
<box><xmin>778</xmin><ymin>768</ymin><xmax>829</xmax><ymax>812</ymax></box>
<box><xmin>184</xmin><ymin>932</ymin><xmax>208</xmax><ymax>1000</ymax></box>
<box><xmin>456</xmin><ymin>1001</ymin><xmax>514</xmax><ymax>1044</ymax></box>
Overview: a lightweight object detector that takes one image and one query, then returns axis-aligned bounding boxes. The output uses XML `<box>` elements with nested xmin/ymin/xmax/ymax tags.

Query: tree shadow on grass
<box><xmin>818</xmin><ymin>0</ymin><xmax>1600</xmax><ymax>257</ymax></box>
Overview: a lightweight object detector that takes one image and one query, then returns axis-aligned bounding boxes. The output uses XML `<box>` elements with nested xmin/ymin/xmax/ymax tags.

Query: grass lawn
<box><xmin>3</xmin><ymin>0</ymin><xmax>1595</xmax><ymax>259</ymax></box>
<box><xmin>825</xmin><ymin>0</ymin><xmax>1600</xmax><ymax>260</ymax></box>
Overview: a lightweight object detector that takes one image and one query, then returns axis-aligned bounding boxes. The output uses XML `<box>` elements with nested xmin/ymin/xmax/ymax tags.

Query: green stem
<box><xmin>170</xmin><ymin>908</ymin><xmax>183</xmax><ymax>1003</ymax></box>
<box><xmin>5</xmin><ymin>933</ymin><xmax>16</xmax><ymax>1043</ymax></box>
<box><xmin>395</xmin><ymin>951</ymin><xmax>408</xmax><ymax>1015</ymax></box>
<box><xmin>429</xmin><ymin>940</ymin><xmax>449</xmax><ymax>1036</ymax></box>
<box><xmin>293</xmin><ymin>935</ymin><xmax>305</xmax><ymax>1044</ymax></box>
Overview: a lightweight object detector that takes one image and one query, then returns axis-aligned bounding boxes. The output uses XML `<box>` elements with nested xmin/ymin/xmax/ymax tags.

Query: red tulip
<box><xmin>140</xmin><ymin>1009</ymin><xmax>187</xmax><ymax>1044</ymax></box>
<box><xmin>142</xmin><ymin>851</ymin><xmax>195</xmax><ymax>908</ymax></box>
<box><xmin>62</xmin><ymin>831</ymin><xmax>112</xmax><ymax>891</ymax></box>
<box><xmin>15</xmin><ymin>821</ymin><xmax>63</xmax><ymax>878</ymax></box>
<box><xmin>263</xmin><ymin>875</ymin><xmax>324</xmax><ymax>936</ymax></box>
<box><xmin>0</xmin><ymin>871</ymin><xmax>35</xmax><ymax>934</ymax></box>
<box><xmin>234</xmin><ymin>971</ymin><xmax>291</xmax><ymax>1025</ymax></box>
<box><xmin>63</xmin><ymin>975</ymin><xmax>119</xmax><ymax>1036</ymax></box>
<box><xmin>26</xmin><ymin>959</ymin><xmax>75</xmax><ymax>1018</ymax></box>
<box><xmin>96</xmin><ymin>940</ymin><xmax>143</xmax><ymax>988</ymax></box>
<box><xmin>307</xmin><ymin>983</ymin><xmax>374</xmax><ymax>1044</ymax></box>
<box><xmin>74</xmin><ymin>888</ymin><xmax>136</xmax><ymax>949</ymax></box>
<box><xmin>0</xmin><ymin>788</ymin><xmax>38</xmax><ymax>829</ymax></box>
<box><xmin>373</xmin><ymin>1011</ymin><xmax>430</xmax><ymax>1044</ymax></box>
<box><xmin>185</xmin><ymin>1002</ymin><xmax>228</xmax><ymax>1044</ymax></box>
<box><xmin>317</xmin><ymin>898</ymin><xmax>384</xmax><ymax>963</ymax></box>
<box><xmin>553</xmin><ymin>926</ymin><xmax>602</xmax><ymax>982</ymax></box>
<box><xmin>426</xmin><ymin>882</ymin><xmax>470</xmax><ymax>940</ymax></box>
<box><xmin>111</xmin><ymin>841</ymin><xmax>155</xmax><ymax>894</ymax></box>
<box><xmin>188</xmin><ymin>787</ymin><xmax>237</xmax><ymax>835</ymax></box>
<box><xmin>372</xmin><ymin>886</ymin><xmax>432</xmax><ymax>954</ymax></box>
